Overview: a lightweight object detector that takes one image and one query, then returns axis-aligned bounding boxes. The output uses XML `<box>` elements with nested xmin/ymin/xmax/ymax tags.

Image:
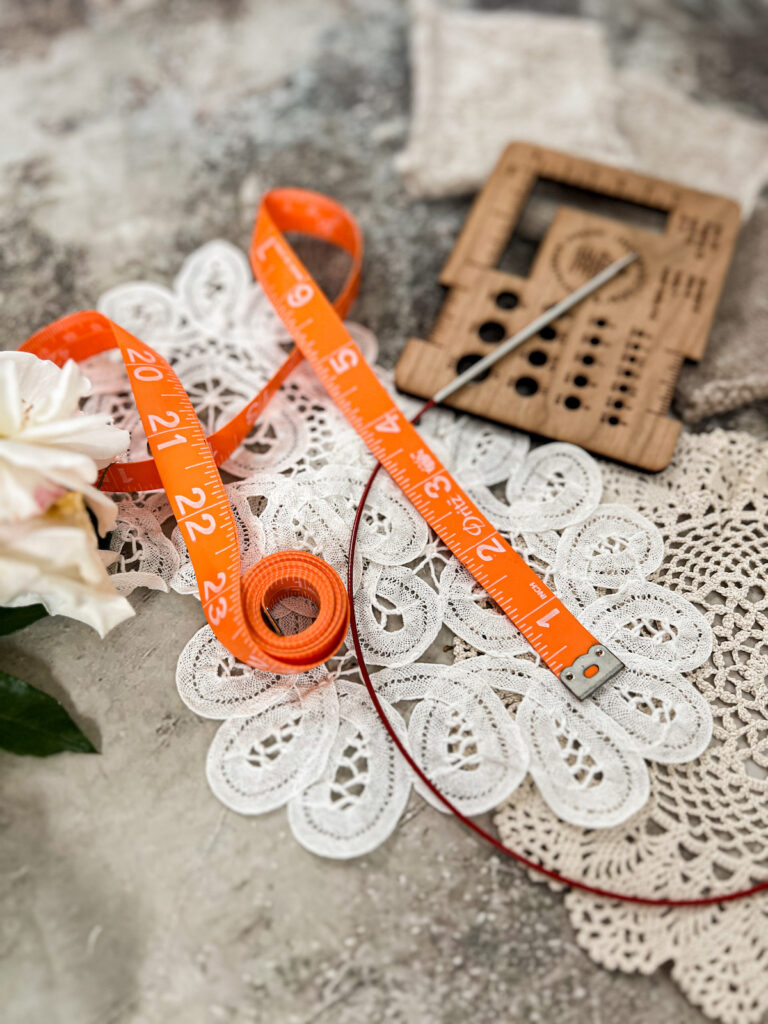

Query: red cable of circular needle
<box><xmin>347</xmin><ymin>400</ymin><xmax>768</xmax><ymax>907</ymax></box>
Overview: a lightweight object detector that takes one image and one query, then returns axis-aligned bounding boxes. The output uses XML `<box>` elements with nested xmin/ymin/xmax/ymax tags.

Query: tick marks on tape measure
<box><xmin>517</xmin><ymin>595</ymin><xmax>555</xmax><ymax>625</ymax></box>
<box><xmin>249</xmin><ymin>187</ymin><xmax>635</xmax><ymax>684</ymax></box>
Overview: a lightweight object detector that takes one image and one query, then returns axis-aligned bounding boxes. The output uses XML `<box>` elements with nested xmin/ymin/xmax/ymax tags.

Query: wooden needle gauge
<box><xmin>396</xmin><ymin>143</ymin><xmax>741</xmax><ymax>471</ymax></box>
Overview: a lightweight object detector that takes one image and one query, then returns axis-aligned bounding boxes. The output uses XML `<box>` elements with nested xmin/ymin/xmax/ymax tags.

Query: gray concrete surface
<box><xmin>1</xmin><ymin>2</ymin><xmax>767</xmax><ymax>1022</ymax></box>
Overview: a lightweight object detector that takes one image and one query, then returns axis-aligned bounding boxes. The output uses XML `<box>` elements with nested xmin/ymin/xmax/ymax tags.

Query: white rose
<box><xmin>0</xmin><ymin>492</ymin><xmax>134</xmax><ymax>637</ymax></box>
<box><xmin>0</xmin><ymin>351</ymin><xmax>129</xmax><ymax>533</ymax></box>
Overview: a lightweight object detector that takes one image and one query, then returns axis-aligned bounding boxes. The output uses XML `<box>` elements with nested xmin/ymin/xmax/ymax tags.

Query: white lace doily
<box><xmin>79</xmin><ymin>237</ymin><xmax>714</xmax><ymax>868</ymax></box>
<box><xmin>491</xmin><ymin>429</ymin><xmax>768</xmax><ymax>1024</ymax></box>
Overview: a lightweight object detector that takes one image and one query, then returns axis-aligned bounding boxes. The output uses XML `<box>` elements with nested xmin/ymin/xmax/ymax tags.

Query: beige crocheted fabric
<box><xmin>398</xmin><ymin>1</ymin><xmax>768</xmax><ymax>423</ymax></box>
<box><xmin>676</xmin><ymin>201</ymin><xmax>768</xmax><ymax>422</ymax></box>
<box><xmin>453</xmin><ymin>427</ymin><xmax>768</xmax><ymax>1024</ymax></box>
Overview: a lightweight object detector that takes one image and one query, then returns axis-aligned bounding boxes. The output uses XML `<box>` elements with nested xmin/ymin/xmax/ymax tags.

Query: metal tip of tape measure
<box><xmin>560</xmin><ymin>644</ymin><xmax>624</xmax><ymax>700</ymax></box>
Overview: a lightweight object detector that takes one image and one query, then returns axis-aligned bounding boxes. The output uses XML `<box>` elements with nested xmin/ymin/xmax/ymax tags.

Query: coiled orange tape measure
<box><xmin>21</xmin><ymin>188</ymin><xmax>620</xmax><ymax>693</ymax></box>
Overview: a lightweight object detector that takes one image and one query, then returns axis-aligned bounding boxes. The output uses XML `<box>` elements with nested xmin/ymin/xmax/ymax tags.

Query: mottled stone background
<box><xmin>1</xmin><ymin>2</ymin><xmax>766</xmax><ymax>1022</ymax></box>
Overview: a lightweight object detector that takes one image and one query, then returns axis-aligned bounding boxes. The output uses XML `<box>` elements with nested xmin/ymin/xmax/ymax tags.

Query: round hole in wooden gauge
<box><xmin>595</xmin><ymin>318</ymin><xmax>607</xmax><ymax>327</ymax></box>
<box><xmin>528</xmin><ymin>350</ymin><xmax>547</xmax><ymax>367</ymax></box>
<box><xmin>515</xmin><ymin>376</ymin><xmax>538</xmax><ymax>397</ymax></box>
<box><xmin>456</xmin><ymin>353</ymin><xmax>491</xmax><ymax>382</ymax></box>
<box><xmin>495</xmin><ymin>291</ymin><xmax>519</xmax><ymax>310</ymax></box>
<box><xmin>478</xmin><ymin>321</ymin><xmax>506</xmax><ymax>343</ymax></box>
<box><xmin>564</xmin><ymin>395</ymin><xmax>581</xmax><ymax>410</ymax></box>
<box><xmin>539</xmin><ymin>325</ymin><xmax>557</xmax><ymax>340</ymax></box>
<box><xmin>589</xmin><ymin>336</ymin><xmax>601</xmax><ymax>346</ymax></box>
<box><xmin>573</xmin><ymin>375</ymin><xmax>588</xmax><ymax>387</ymax></box>
<box><xmin>608</xmin><ymin>415</ymin><xmax>620</xmax><ymax>426</ymax></box>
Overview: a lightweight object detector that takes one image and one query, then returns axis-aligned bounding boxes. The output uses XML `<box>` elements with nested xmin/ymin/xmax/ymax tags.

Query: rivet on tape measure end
<box><xmin>560</xmin><ymin>644</ymin><xmax>624</xmax><ymax>700</ymax></box>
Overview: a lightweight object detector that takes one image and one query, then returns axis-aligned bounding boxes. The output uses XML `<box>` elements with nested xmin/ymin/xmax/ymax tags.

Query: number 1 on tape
<box><xmin>250</xmin><ymin>189</ymin><xmax>623</xmax><ymax>699</ymax></box>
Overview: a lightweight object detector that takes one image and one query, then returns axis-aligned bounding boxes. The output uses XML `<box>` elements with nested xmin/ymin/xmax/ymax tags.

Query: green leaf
<box><xmin>0</xmin><ymin>604</ymin><xmax>49</xmax><ymax>636</ymax></box>
<box><xmin>0</xmin><ymin>671</ymin><xmax>97</xmax><ymax>757</ymax></box>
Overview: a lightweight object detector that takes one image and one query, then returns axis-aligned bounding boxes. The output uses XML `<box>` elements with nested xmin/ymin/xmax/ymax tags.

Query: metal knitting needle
<box><xmin>432</xmin><ymin>251</ymin><xmax>638</xmax><ymax>405</ymax></box>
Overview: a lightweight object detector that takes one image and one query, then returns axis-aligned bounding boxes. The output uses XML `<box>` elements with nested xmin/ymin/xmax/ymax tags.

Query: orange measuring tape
<box><xmin>21</xmin><ymin>188</ymin><xmax>619</xmax><ymax>693</ymax></box>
